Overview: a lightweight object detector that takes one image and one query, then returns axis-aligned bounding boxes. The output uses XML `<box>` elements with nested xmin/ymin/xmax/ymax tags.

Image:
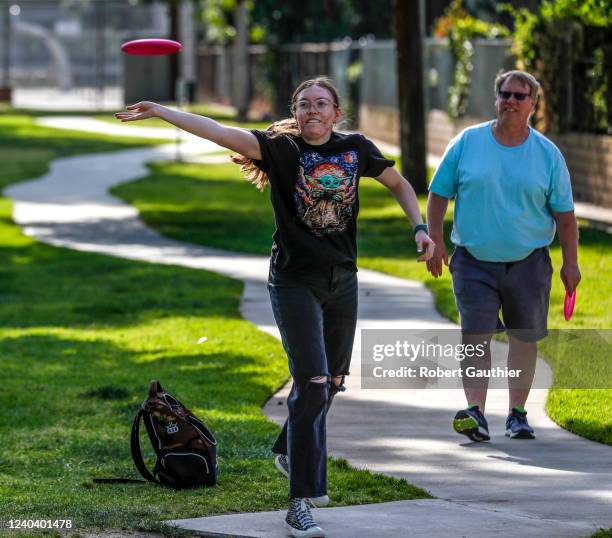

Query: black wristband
<box><xmin>413</xmin><ymin>224</ymin><xmax>428</xmax><ymax>237</ymax></box>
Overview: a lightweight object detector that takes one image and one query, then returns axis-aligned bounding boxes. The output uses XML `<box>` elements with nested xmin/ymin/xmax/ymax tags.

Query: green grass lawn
<box><xmin>0</xmin><ymin>115</ymin><xmax>430</xmax><ymax>536</ymax></box>
<box><xmin>114</xmin><ymin>159</ymin><xmax>612</xmax><ymax>445</ymax></box>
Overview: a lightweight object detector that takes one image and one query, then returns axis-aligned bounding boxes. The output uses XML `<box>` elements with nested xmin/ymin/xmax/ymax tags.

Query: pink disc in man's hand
<box><xmin>564</xmin><ymin>290</ymin><xmax>576</xmax><ymax>321</ymax></box>
<box><xmin>121</xmin><ymin>38</ymin><xmax>182</xmax><ymax>56</ymax></box>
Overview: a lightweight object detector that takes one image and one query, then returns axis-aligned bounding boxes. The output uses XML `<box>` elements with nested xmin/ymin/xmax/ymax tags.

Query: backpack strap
<box><xmin>93</xmin><ymin>478</ymin><xmax>145</xmax><ymax>484</ymax></box>
<box><xmin>187</xmin><ymin>415</ymin><xmax>217</xmax><ymax>447</ymax></box>
<box><xmin>130</xmin><ymin>409</ymin><xmax>160</xmax><ymax>484</ymax></box>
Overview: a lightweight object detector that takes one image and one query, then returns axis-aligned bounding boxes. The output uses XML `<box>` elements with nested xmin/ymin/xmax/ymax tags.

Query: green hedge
<box><xmin>509</xmin><ymin>0</ymin><xmax>612</xmax><ymax>134</ymax></box>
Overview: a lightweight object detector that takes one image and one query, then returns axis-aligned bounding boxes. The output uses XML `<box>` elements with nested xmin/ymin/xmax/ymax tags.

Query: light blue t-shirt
<box><xmin>429</xmin><ymin>121</ymin><xmax>574</xmax><ymax>262</ymax></box>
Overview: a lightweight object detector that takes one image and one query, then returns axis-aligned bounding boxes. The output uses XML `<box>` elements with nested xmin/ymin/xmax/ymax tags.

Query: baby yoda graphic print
<box><xmin>294</xmin><ymin>150</ymin><xmax>358</xmax><ymax>235</ymax></box>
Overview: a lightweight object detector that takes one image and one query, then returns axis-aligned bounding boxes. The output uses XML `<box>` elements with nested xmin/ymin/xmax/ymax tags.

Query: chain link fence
<box><xmin>196</xmin><ymin>37</ymin><xmax>514</xmax><ymax>124</ymax></box>
<box><xmin>0</xmin><ymin>0</ymin><xmax>168</xmax><ymax>109</ymax></box>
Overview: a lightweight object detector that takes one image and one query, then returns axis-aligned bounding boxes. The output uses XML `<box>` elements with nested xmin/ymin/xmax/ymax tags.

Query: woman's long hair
<box><xmin>231</xmin><ymin>77</ymin><xmax>341</xmax><ymax>191</ymax></box>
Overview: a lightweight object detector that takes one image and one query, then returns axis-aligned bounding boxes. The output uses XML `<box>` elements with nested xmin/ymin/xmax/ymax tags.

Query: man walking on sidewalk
<box><xmin>426</xmin><ymin>70</ymin><xmax>581</xmax><ymax>441</ymax></box>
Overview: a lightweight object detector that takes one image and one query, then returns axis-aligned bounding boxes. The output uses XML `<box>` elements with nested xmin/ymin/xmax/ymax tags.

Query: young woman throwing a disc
<box><xmin>116</xmin><ymin>77</ymin><xmax>434</xmax><ymax>538</ymax></box>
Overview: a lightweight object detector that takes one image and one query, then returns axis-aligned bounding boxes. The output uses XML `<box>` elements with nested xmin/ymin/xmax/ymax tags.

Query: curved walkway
<box><xmin>5</xmin><ymin>118</ymin><xmax>610</xmax><ymax>537</ymax></box>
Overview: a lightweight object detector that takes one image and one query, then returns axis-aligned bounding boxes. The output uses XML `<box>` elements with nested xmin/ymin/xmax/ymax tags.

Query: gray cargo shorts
<box><xmin>449</xmin><ymin>246</ymin><xmax>553</xmax><ymax>342</ymax></box>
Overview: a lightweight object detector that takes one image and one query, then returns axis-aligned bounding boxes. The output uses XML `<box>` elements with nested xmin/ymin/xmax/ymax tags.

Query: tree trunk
<box><xmin>394</xmin><ymin>0</ymin><xmax>428</xmax><ymax>194</ymax></box>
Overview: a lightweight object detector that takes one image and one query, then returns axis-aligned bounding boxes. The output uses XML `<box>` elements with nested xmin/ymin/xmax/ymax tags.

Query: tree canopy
<box><xmin>202</xmin><ymin>0</ymin><xmax>393</xmax><ymax>45</ymax></box>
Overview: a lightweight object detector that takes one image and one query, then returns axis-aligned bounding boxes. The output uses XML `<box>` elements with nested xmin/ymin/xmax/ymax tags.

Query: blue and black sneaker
<box><xmin>505</xmin><ymin>407</ymin><xmax>535</xmax><ymax>439</ymax></box>
<box><xmin>453</xmin><ymin>405</ymin><xmax>490</xmax><ymax>442</ymax></box>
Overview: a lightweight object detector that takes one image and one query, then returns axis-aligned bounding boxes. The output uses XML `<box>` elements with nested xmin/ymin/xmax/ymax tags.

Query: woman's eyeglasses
<box><xmin>295</xmin><ymin>99</ymin><xmax>337</xmax><ymax>113</ymax></box>
<box><xmin>498</xmin><ymin>90</ymin><xmax>532</xmax><ymax>101</ymax></box>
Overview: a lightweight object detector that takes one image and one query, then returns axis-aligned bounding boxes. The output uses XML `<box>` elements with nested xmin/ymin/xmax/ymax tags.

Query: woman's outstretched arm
<box><xmin>374</xmin><ymin>166</ymin><xmax>435</xmax><ymax>262</ymax></box>
<box><xmin>114</xmin><ymin>101</ymin><xmax>261</xmax><ymax>160</ymax></box>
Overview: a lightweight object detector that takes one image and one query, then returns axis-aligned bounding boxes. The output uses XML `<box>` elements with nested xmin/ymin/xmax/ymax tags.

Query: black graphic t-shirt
<box><xmin>252</xmin><ymin>129</ymin><xmax>394</xmax><ymax>274</ymax></box>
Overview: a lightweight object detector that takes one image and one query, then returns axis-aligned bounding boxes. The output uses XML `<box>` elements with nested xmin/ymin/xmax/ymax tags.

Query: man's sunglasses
<box><xmin>498</xmin><ymin>90</ymin><xmax>532</xmax><ymax>101</ymax></box>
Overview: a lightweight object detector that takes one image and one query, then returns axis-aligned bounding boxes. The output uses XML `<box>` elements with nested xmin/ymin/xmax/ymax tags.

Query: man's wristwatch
<box><xmin>413</xmin><ymin>224</ymin><xmax>428</xmax><ymax>237</ymax></box>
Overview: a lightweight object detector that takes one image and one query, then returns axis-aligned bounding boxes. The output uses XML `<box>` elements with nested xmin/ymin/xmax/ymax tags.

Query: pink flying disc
<box><xmin>564</xmin><ymin>289</ymin><xmax>576</xmax><ymax>321</ymax></box>
<box><xmin>121</xmin><ymin>38</ymin><xmax>182</xmax><ymax>56</ymax></box>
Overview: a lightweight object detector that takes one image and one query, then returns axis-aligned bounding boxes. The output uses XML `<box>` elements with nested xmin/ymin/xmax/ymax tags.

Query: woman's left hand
<box><xmin>415</xmin><ymin>230</ymin><xmax>435</xmax><ymax>262</ymax></box>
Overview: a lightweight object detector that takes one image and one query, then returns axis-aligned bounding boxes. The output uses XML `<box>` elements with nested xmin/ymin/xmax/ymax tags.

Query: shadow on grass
<box><xmin>1</xmin><ymin>327</ymin><xmax>426</xmax><ymax>525</ymax></box>
<box><xmin>1</xmin><ymin>330</ymin><xmax>285</xmax><ymax>462</ymax></box>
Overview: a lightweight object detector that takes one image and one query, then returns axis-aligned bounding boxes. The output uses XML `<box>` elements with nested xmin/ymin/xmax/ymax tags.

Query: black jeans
<box><xmin>268</xmin><ymin>264</ymin><xmax>358</xmax><ymax>498</ymax></box>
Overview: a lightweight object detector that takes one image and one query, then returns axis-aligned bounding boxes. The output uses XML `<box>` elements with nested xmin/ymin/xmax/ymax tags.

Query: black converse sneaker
<box><xmin>275</xmin><ymin>454</ymin><xmax>290</xmax><ymax>478</ymax></box>
<box><xmin>284</xmin><ymin>498</ymin><xmax>326</xmax><ymax>537</ymax></box>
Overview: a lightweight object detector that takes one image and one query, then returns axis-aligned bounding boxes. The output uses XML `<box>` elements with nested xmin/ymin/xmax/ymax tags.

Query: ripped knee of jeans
<box><xmin>288</xmin><ymin>376</ymin><xmax>329</xmax><ymax>418</ymax></box>
<box><xmin>310</xmin><ymin>375</ymin><xmax>328</xmax><ymax>384</ymax></box>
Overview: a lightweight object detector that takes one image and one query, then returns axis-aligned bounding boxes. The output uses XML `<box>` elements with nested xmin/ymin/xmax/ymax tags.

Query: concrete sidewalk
<box><xmin>167</xmin><ymin>500</ymin><xmax>595</xmax><ymax>538</ymax></box>
<box><xmin>5</xmin><ymin>117</ymin><xmax>611</xmax><ymax>537</ymax></box>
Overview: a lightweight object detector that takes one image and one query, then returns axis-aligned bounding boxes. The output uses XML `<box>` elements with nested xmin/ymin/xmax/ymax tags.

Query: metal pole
<box><xmin>95</xmin><ymin>0</ymin><xmax>106</xmax><ymax>109</ymax></box>
<box><xmin>178</xmin><ymin>0</ymin><xmax>196</xmax><ymax>102</ymax></box>
<box><xmin>174</xmin><ymin>0</ymin><xmax>184</xmax><ymax>162</ymax></box>
<box><xmin>175</xmin><ymin>77</ymin><xmax>183</xmax><ymax>162</ymax></box>
<box><xmin>233</xmin><ymin>0</ymin><xmax>249</xmax><ymax>121</ymax></box>
<box><xmin>2</xmin><ymin>1</ymin><xmax>11</xmax><ymax>89</ymax></box>
<box><xmin>100</xmin><ymin>0</ymin><xmax>106</xmax><ymax>108</ymax></box>
<box><xmin>566</xmin><ymin>33</ymin><xmax>573</xmax><ymax>132</ymax></box>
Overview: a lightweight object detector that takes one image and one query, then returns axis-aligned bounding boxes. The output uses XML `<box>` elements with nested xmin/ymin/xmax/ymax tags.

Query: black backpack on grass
<box><xmin>130</xmin><ymin>380</ymin><xmax>217</xmax><ymax>489</ymax></box>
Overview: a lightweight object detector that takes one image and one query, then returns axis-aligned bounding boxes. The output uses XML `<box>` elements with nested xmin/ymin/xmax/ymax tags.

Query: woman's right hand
<box><xmin>114</xmin><ymin>101</ymin><xmax>163</xmax><ymax>122</ymax></box>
